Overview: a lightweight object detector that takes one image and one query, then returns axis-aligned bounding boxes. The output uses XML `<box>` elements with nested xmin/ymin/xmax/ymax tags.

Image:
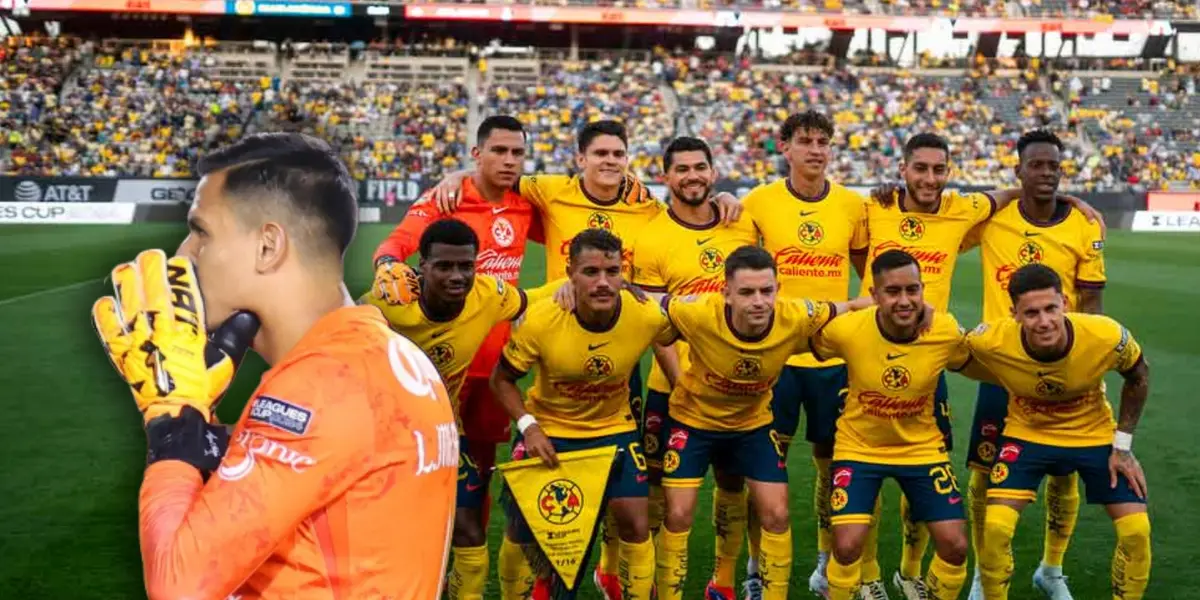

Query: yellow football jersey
<box><xmin>366</xmin><ymin>274</ymin><xmax>527</xmax><ymax>425</ymax></box>
<box><xmin>502</xmin><ymin>290</ymin><xmax>676</xmax><ymax>438</ymax></box>
<box><xmin>970</xmin><ymin>201</ymin><xmax>1106</xmax><ymax>322</ymax></box>
<box><xmin>519</xmin><ymin>174</ymin><xmax>665</xmax><ymax>282</ymax></box>
<box><xmin>860</xmin><ymin>189</ymin><xmax>995</xmax><ymax>312</ymax></box>
<box><xmin>631</xmin><ymin>208</ymin><xmax>759</xmax><ymax>393</ymax></box>
<box><xmin>742</xmin><ymin>178</ymin><xmax>869</xmax><ymax>367</ymax></box>
<box><xmin>964</xmin><ymin>313</ymin><xmax>1143</xmax><ymax>447</ymax></box>
<box><xmin>666</xmin><ymin>293</ymin><xmax>835</xmax><ymax>432</ymax></box>
<box><xmin>811</xmin><ymin>308</ymin><xmax>972</xmax><ymax>465</ymax></box>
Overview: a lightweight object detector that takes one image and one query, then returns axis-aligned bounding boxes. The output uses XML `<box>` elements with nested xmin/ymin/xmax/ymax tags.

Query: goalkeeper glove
<box><xmin>92</xmin><ymin>250</ymin><xmax>258</xmax><ymax>424</ymax></box>
<box><xmin>371</xmin><ymin>257</ymin><xmax>420</xmax><ymax>305</ymax></box>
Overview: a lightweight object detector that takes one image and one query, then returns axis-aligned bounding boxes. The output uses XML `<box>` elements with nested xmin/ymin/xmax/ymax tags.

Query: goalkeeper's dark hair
<box><xmin>725</xmin><ymin>245</ymin><xmax>776</xmax><ymax>278</ymax></box>
<box><xmin>568</xmin><ymin>228</ymin><xmax>622</xmax><ymax>263</ymax></box>
<box><xmin>578</xmin><ymin>120</ymin><xmax>628</xmax><ymax>153</ymax></box>
<box><xmin>1008</xmin><ymin>263</ymin><xmax>1063</xmax><ymax>304</ymax></box>
<box><xmin>1017</xmin><ymin>129</ymin><xmax>1064</xmax><ymax>160</ymax></box>
<box><xmin>780</xmin><ymin>110</ymin><xmax>834</xmax><ymax>142</ymax></box>
<box><xmin>419</xmin><ymin>218</ymin><xmax>479</xmax><ymax>258</ymax></box>
<box><xmin>663</xmin><ymin>136</ymin><xmax>713</xmax><ymax>172</ymax></box>
<box><xmin>903</xmin><ymin>133</ymin><xmax>950</xmax><ymax>161</ymax></box>
<box><xmin>477</xmin><ymin>115</ymin><xmax>525</xmax><ymax>146</ymax></box>
<box><xmin>197</xmin><ymin>132</ymin><xmax>357</xmax><ymax>257</ymax></box>
<box><xmin>871</xmin><ymin>249</ymin><xmax>921</xmax><ymax>279</ymax></box>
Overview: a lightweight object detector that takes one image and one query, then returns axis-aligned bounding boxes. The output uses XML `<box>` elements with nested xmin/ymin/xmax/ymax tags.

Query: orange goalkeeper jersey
<box><xmin>139</xmin><ymin>305</ymin><xmax>458</xmax><ymax>600</ymax></box>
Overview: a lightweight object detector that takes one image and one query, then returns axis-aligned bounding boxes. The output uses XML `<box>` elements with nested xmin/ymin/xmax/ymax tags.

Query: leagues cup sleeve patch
<box><xmin>248</xmin><ymin>396</ymin><xmax>314</xmax><ymax>435</ymax></box>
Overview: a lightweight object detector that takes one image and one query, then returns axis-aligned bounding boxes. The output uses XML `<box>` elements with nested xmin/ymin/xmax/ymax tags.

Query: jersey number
<box><xmin>929</xmin><ymin>464</ymin><xmax>961</xmax><ymax>496</ymax></box>
<box><xmin>627</xmin><ymin>443</ymin><xmax>648</xmax><ymax>472</ymax></box>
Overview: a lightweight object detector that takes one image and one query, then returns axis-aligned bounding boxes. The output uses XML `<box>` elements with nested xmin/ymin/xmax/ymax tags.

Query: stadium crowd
<box><xmin>2</xmin><ymin>32</ymin><xmax>1197</xmax><ymax>190</ymax></box>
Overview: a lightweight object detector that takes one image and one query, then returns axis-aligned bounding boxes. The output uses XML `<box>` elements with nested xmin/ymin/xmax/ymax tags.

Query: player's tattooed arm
<box><xmin>1077</xmin><ymin>287</ymin><xmax>1104</xmax><ymax>314</ymax></box>
<box><xmin>1117</xmin><ymin>357</ymin><xmax>1150</xmax><ymax>436</ymax></box>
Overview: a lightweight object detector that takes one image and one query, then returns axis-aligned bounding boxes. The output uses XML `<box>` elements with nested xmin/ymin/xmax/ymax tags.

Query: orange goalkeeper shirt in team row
<box><xmin>139</xmin><ymin>306</ymin><xmax>458</xmax><ymax>600</ymax></box>
<box><xmin>373</xmin><ymin>176</ymin><xmax>539</xmax><ymax>378</ymax></box>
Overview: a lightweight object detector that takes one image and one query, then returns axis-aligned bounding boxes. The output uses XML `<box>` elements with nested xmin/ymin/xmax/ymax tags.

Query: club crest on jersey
<box><xmin>583</xmin><ymin>355</ymin><xmax>614</xmax><ymax>378</ymax></box>
<box><xmin>587</xmin><ymin>212</ymin><xmax>614</xmax><ymax>231</ymax></box>
<box><xmin>830</xmin><ymin>487</ymin><xmax>849</xmax><ymax>512</ymax></box>
<box><xmin>797</xmin><ymin>221</ymin><xmax>825</xmax><ymax>246</ymax></box>
<box><xmin>429</xmin><ymin>342</ymin><xmax>455</xmax><ymax>368</ymax></box>
<box><xmin>990</xmin><ymin>462</ymin><xmax>1010</xmax><ymax>484</ymax></box>
<box><xmin>1017</xmin><ymin>241</ymin><xmax>1044</xmax><ymax>265</ymax></box>
<box><xmin>537</xmin><ymin>479</ymin><xmax>584</xmax><ymax>524</ymax></box>
<box><xmin>899</xmin><ymin>216</ymin><xmax>925</xmax><ymax>241</ymax></box>
<box><xmin>881</xmin><ymin>365</ymin><xmax>912</xmax><ymax>391</ymax></box>
<box><xmin>662</xmin><ymin>450</ymin><xmax>681</xmax><ymax>474</ymax></box>
<box><xmin>643</xmin><ymin>432</ymin><xmax>660</xmax><ymax>455</ymax></box>
<box><xmin>492</xmin><ymin>216</ymin><xmax>515</xmax><ymax>247</ymax></box>
<box><xmin>734</xmin><ymin>357</ymin><xmax>762</xmax><ymax>378</ymax></box>
<box><xmin>977</xmin><ymin>441</ymin><xmax>997</xmax><ymax>463</ymax></box>
<box><xmin>698</xmin><ymin>247</ymin><xmax>725</xmax><ymax>274</ymax></box>
<box><xmin>1035</xmin><ymin>378</ymin><xmax>1065</xmax><ymax>397</ymax></box>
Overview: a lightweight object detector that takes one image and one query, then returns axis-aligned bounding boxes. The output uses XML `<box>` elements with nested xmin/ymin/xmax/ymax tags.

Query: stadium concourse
<box><xmin>3</xmin><ymin>32</ymin><xmax>1199</xmax><ymax>191</ymax></box>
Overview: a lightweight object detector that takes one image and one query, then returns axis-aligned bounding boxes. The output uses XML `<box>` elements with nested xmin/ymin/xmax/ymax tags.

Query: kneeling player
<box><xmin>813</xmin><ymin>250</ymin><xmax>982</xmax><ymax>600</ymax></box>
<box><xmin>655</xmin><ymin>246</ymin><xmax>871</xmax><ymax>600</ymax></box>
<box><xmin>490</xmin><ymin>228</ymin><xmax>676</xmax><ymax>600</ymax></box>
<box><xmin>965</xmin><ymin>264</ymin><xmax>1151</xmax><ymax>600</ymax></box>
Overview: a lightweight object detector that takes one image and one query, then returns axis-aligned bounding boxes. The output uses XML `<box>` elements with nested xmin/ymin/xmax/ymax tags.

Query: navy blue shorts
<box><xmin>771</xmin><ymin>364</ymin><xmax>848</xmax><ymax>448</ymax></box>
<box><xmin>967</xmin><ymin>382</ymin><xmax>1008</xmax><ymax>471</ymax></box>
<box><xmin>934</xmin><ymin>372</ymin><xmax>953</xmax><ymax>452</ymax></box>
<box><xmin>830</xmin><ymin>459</ymin><xmax>965</xmax><ymax>525</ymax></box>
<box><xmin>628</xmin><ymin>368</ymin><xmax>646</xmax><ymax>430</ymax></box>
<box><xmin>660</xmin><ymin>416</ymin><xmax>787</xmax><ymax>487</ymax></box>
<box><xmin>457</xmin><ymin>436</ymin><xmax>486</xmax><ymax>510</ymax></box>
<box><xmin>987</xmin><ymin>437</ymin><xmax>1146</xmax><ymax>506</ymax></box>
<box><xmin>642</xmin><ymin>389</ymin><xmax>670</xmax><ymax>471</ymax></box>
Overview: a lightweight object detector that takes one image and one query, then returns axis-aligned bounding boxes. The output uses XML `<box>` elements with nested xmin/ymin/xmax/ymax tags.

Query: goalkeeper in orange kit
<box><xmin>91</xmin><ymin>133</ymin><xmax>459</xmax><ymax>600</ymax></box>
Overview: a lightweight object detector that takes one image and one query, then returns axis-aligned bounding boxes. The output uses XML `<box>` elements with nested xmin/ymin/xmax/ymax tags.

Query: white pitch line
<box><xmin>0</xmin><ymin>277</ymin><xmax>104</xmax><ymax>308</ymax></box>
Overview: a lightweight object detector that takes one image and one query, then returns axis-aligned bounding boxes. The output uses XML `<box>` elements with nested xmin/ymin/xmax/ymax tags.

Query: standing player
<box><xmin>656</xmin><ymin>246</ymin><xmax>873</xmax><ymax>600</ymax></box>
<box><xmin>630</xmin><ymin>136</ymin><xmax>758</xmax><ymax>598</ymax></box>
<box><xmin>962</xmin><ymin>130</ymin><xmax>1106</xmax><ymax>600</ymax></box>
<box><xmin>739</xmin><ymin>110</ymin><xmax>869</xmax><ymax>598</ymax></box>
<box><xmin>369</xmin><ymin>116</ymin><xmax>541</xmax><ymax>598</ymax></box>
<box><xmin>965</xmin><ymin>264</ymin><xmax>1151</xmax><ymax>600</ymax></box>
<box><xmin>92</xmin><ymin>133</ymin><xmax>457</xmax><ymax>598</ymax></box>
<box><xmin>491</xmin><ymin>229</ymin><xmax>677</xmax><ymax>600</ymax></box>
<box><xmin>814</xmin><ymin>250</ymin><xmax>982</xmax><ymax>600</ymax></box>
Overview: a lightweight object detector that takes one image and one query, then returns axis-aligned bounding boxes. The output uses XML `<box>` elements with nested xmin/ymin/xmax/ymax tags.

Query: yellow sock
<box><xmin>498</xmin><ymin>537</ymin><xmax>534</xmax><ymax>600</ymax></box>
<box><xmin>980</xmin><ymin>504</ymin><xmax>1019</xmax><ymax>600</ymax></box>
<box><xmin>900</xmin><ymin>493</ymin><xmax>930</xmax><ymax>578</ymax></box>
<box><xmin>826</xmin><ymin>554</ymin><xmax>861</xmax><ymax>600</ymax></box>
<box><xmin>648</xmin><ymin>484</ymin><xmax>666</xmax><ymax>536</ymax></box>
<box><xmin>758</xmin><ymin>528</ymin><xmax>793</xmax><ymax>600</ymax></box>
<box><xmin>713</xmin><ymin>487</ymin><xmax>747</xmax><ymax>588</ymax></box>
<box><xmin>814</xmin><ymin>456</ymin><xmax>833</xmax><ymax>554</ymax></box>
<box><xmin>448</xmin><ymin>544</ymin><xmax>489</xmax><ymax>600</ymax></box>
<box><xmin>618</xmin><ymin>538</ymin><xmax>656</xmax><ymax>600</ymax></box>
<box><xmin>1112</xmin><ymin>512</ymin><xmax>1152</xmax><ymax>600</ymax></box>
<box><xmin>968</xmin><ymin>469</ymin><xmax>989</xmax><ymax>567</ymax></box>
<box><xmin>598</xmin><ymin>510</ymin><xmax>621</xmax><ymax>576</ymax></box>
<box><xmin>860</xmin><ymin>496</ymin><xmax>882</xmax><ymax>582</ymax></box>
<box><xmin>1043</xmin><ymin>474</ymin><xmax>1080</xmax><ymax>568</ymax></box>
<box><xmin>925</xmin><ymin>553</ymin><xmax>967</xmax><ymax>600</ymax></box>
<box><xmin>655</xmin><ymin>528</ymin><xmax>690</xmax><ymax>600</ymax></box>
<box><xmin>747</xmin><ymin>507</ymin><xmax>762</xmax><ymax>574</ymax></box>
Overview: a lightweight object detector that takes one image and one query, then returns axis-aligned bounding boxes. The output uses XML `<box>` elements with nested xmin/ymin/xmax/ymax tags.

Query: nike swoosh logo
<box><xmin>949</xmin><ymin>496</ymin><xmax>962</xmax><ymax>504</ymax></box>
<box><xmin>588</xmin><ymin>342</ymin><xmax>610</xmax><ymax>351</ymax></box>
<box><xmin>465</xmin><ymin>483</ymin><xmax>483</xmax><ymax>492</ymax></box>
<box><xmin>492</xmin><ymin>206</ymin><xmax>508</xmax><ymax>214</ymax></box>
<box><xmin>800</xmin><ymin>210</ymin><xmax>818</xmax><ymax>217</ymax></box>
<box><xmin>431</xmin><ymin>330</ymin><xmax>450</xmax><ymax>339</ymax></box>
<box><xmin>1024</xmin><ymin>231</ymin><xmax>1041</xmax><ymax>238</ymax></box>
<box><xmin>886</xmin><ymin>352</ymin><xmax>907</xmax><ymax>360</ymax></box>
<box><xmin>696</xmin><ymin>237</ymin><xmax>714</xmax><ymax>246</ymax></box>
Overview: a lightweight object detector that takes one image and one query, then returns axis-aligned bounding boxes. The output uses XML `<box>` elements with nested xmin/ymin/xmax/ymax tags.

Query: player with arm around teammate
<box><xmin>965</xmin><ymin>263</ymin><xmax>1151</xmax><ymax>600</ymax></box>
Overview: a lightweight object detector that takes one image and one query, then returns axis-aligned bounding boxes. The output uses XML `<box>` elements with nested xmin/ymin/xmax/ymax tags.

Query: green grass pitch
<box><xmin>0</xmin><ymin>224</ymin><xmax>1196</xmax><ymax>599</ymax></box>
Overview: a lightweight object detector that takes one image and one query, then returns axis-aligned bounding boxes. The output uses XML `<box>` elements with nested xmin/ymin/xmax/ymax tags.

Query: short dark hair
<box><xmin>903</xmin><ymin>133</ymin><xmax>950</xmax><ymax>161</ymax></box>
<box><xmin>1017</xmin><ymin>129</ymin><xmax>1064</xmax><ymax>159</ymax></box>
<box><xmin>578</xmin><ymin>120</ymin><xmax>628</xmax><ymax>153</ymax></box>
<box><xmin>871</xmin><ymin>249</ymin><xmax>921</xmax><ymax>279</ymax></box>
<box><xmin>197</xmin><ymin>132</ymin><xmax>357</xmax><ymax>257</ymax></box>
<box><xmin>663</xmin><ymin>136</ymin><xmax>713</xmax><ymax>171</ymax></box>
<box><xmin>1008</xmin><ymin>263</ymin><xmax>1063</xmax><ymax>304</ymax></box>
<box><xmin>568</xmin><ymin>228</ymin><xmax>622</xmax><ymax>263</ymax></box>
<box><xmin>724</xmin><ymin>245</ymin><xmax>776</xmax><ymax>278</ymax></box>
<box><xmin>419</xmin><ymin>218</ymin><xmax>478</xmax><ymax>258</ymax></box>
<box><xmin>477</xmin><ymin>115</ymin><xmax>525</xmax><ymax>146</ymax></box>
<box><xmin>780</xmin><ymin>110</ymin><xmax>834</xmax><ymax>142</ymax></box>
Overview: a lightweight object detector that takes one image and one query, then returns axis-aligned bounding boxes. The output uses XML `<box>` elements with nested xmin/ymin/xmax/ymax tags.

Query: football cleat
<box><xmin>967</xmin><ymin>569</ymin><xmax>984</xmax><ymax>600</ymax></box>
<box><xmin>705</xmin><ymin>579</ymin><xmax>735</xmax><ymax>600</ymax></box>
<box><xmin>1032</xmin><ymin>565</ymin><xmax>1074</xmax><ymax>600</ymax></box>
<box><xmin>742</xmin><ymin>573</ymin><xmax>764</xmax><ymax>600</ymax></box>
<box><xmin>858</xmin><ymin>579</ymin><xmax>890</xmax><ymax>600</ymax></box>
<box><xmin>809</xmin><ymin>553</ymin><xmax>831</xmax><ymax>598</ymax></box>
<box><xmin>890</xmin><ymin>572</ymin><xmax>926</xmax><ymax>600</ymax></box>
<box><xmin>594</xmin><ymin>566</ymin><xmax>622</xmax><ymax>600</ymax></box>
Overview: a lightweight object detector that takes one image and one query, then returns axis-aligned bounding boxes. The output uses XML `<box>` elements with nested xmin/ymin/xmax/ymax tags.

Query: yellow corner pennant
<box><xmin>498</xmin><ymin>445</ymin><xmax>617</xmax><ymax>589</ymax></box>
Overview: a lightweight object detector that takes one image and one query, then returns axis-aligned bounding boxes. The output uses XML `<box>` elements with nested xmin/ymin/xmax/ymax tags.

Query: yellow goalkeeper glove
<box><xmin>371</xmin><ymin>257</ymin><xmax>420</xmax><ymax>305</ymax></box>
<box><xmin>92</xmin><ymin>250</ymin><xmax>256</xmax><ymax>424</ymax></box>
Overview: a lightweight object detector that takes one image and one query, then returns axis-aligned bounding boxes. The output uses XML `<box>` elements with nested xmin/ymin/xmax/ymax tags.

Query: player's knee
<box><xmin>454</xmin><ymin>510</ymin><xmax>486</xmax><ymax>546</ymax></box>
<box><xmin>1115</xmin><ymin>512</ymin><xmax>1151</xmax><ymax>555</ymax></box>
<box><xmin>615</xmin><ymin>508</ymin><xmax>650</xmax><ymax>543</ymax></box>
<box><xmin>934</xmin><ymin>533</ymin><xmax>969</xmax><ymax>566</ymax></box>
<box><xmin>663</xmin><ymin>500</ymin><xmax>695</xmax><ymax>533</ymax></box>
<box><xmin>755</xmin><ymin>503</ymin><xmax>790</xmax><ymax>534</ymax></box>
<box><xmin>832</xmin><ymin>536</ymin><xmax>864</xmax><ymax>566</ymax></box>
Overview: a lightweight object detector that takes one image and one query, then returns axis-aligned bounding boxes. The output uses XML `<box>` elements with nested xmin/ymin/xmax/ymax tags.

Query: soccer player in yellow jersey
<box><xmin>491</xmin><ymin>229</ymin><xmax>676</xmax><ymax>600</ymax></box>
<box><xmin>814</xmin><ymin>249</ymin><xmax>986</xmax><ymax>600</ymax></box>
<box><xmin>631</xmin><ymin>137</ymin><xmax>758</xmax><ymax>597</ymax></box>
<box><xmin>739</xmin><ymin>110</ymin><xmax>869</xmax><ymax>597</ymax></box>
<box><xmin>362</xmin><ymin>219</ymin><xmax>559</xmax><ymax>600</ymax></box>
<box><xmin>654</xmin><ymin>246</ymin><xmax>874</xmax><ymax>600</ymax></box>
<box><xmin>962</xmin><ymin>130</ymin><xmax>1107</xmax><ymax>600</ymax></box>
<box><xmin>964</xmin><ymin>264</ymin><xmax>1151</xmax><ymax>600</ymax></box>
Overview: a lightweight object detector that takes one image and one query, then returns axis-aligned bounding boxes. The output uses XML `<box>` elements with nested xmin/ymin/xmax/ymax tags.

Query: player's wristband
<box><xmin>145</xmin><ymin>406</ymin><xmax>230</xmax><ymax>477</ymax></box>
<box><xmin>1113</xmin><ymin>431</ymin><xmax>1133</xmax><ymax>452</ymax></box>
<box><xmin>517</xmin><ymin>414</ymin><xmax>538</xmax><ymax>435</ymax></box>
<box><xmin>375</xmin><ymin>255</ymin><xmax>397</xmax><ymax>268</ymax></box>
